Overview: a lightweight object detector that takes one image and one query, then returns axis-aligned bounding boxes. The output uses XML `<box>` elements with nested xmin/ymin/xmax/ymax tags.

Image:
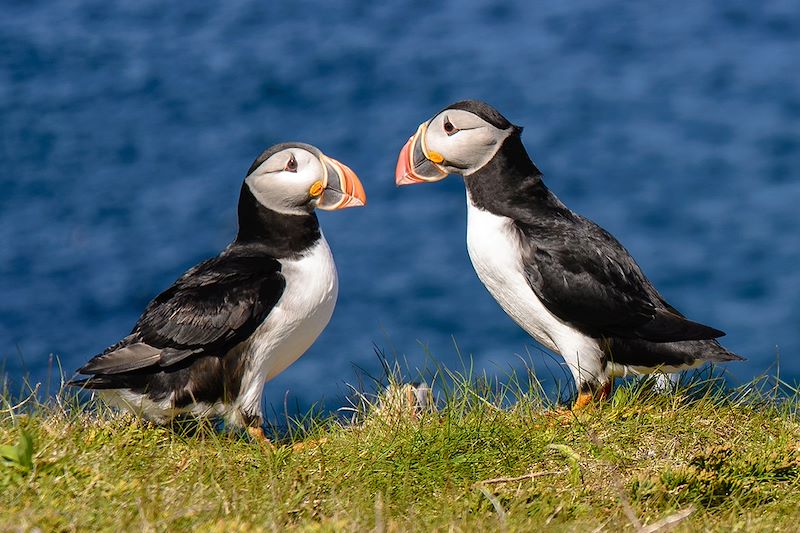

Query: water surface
<box><xmin>2</xmin><ymin>0</ymin><xmax>799</xmax><ymax>414</ymax></box>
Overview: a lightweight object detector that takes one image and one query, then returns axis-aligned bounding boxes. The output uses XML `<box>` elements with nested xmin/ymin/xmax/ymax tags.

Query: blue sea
<box><xmin>2</xmin><ymin>0</ymin><xmax>799</xmax><ymax>416</ymax></box>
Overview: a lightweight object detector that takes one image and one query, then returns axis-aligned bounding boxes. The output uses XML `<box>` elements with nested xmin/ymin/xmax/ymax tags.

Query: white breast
<box><xmin>234</xmin><ymin>233</ymin><xmax>339</xmax><ymax>418</ymax></box>
<box><xmin>465</xmin><ymin>192</ymin><xmax>606</xmax><ymax>386</ymax></box>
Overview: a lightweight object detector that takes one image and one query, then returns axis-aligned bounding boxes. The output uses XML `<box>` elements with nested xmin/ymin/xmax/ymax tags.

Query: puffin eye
<box><xmin>285</xmin><ymin>154</ymin><xmax>298</xmax><ymax>172</ymax></box>
<box><xmin>443</xmin><ymin>118</ymin><xmax>457</xmax><ymax>136</ymax></box>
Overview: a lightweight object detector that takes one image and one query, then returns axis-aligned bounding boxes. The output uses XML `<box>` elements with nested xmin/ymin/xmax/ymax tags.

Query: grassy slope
<box><xmin>1</xmin><ymin>376</ymin><xmax>799</xmax><ymax>532</ymax></box>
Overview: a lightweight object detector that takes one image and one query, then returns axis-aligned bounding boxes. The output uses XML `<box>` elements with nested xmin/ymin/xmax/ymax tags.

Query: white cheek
<box><xmin>454</xmin><ymin>131</ymin><xmax>497</xmax><ymax>160</ymax></box>
<box><xmin>245</xmin><ymin>175</ymin><xmax>273</xmax><ymax>202</ymax></box>
<box><xmin>425</xmin><ymin>128</ymin><xmax>456</xmax><ymax>160</ymax></box>
<box><xmin>245</xmin><ymin>175</ymin><xmax>310</xmax><ymax>214</ymax></box>
<box><xmin>428</xmin><ymin>129</ymin><xmax>503</xmax><ymax>172</ymax></box>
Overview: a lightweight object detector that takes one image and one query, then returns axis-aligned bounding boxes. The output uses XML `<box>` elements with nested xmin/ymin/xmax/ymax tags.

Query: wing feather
<box><xmin>516</xmin><ymin>219</ymin><xmax>724</xmax><ymax>342</ymax></box>
<box><xmin>78</xmin><ymin>341</ymin><xmax>161</xmax><ymax>374</ymax></box>
<box><xmin>79</xmin><ymin>251</ymin><xmax>285</xmax><ymax>375</ymax></box>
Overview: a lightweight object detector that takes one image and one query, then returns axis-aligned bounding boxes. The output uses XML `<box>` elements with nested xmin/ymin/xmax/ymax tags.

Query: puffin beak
<box><xmin>395</xmin><ymin>122</ymin><xmax>449</xmax><ymax>186</ymax></box>
<box><xmin>316</xmin><ymin>155</ymin><xmax>367</xmax><ymax>210</ymax></box>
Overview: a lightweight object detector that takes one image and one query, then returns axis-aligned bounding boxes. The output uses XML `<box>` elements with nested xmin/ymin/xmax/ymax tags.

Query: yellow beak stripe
<box><xmin>427</xmin><ymin>150</ymin><xmax>444</xmax><ymax>164</ymax></box>
<box><xmin>309</xmin><ymin>180</ymin><xmax>324</xmax><ymax>197</ymax></box>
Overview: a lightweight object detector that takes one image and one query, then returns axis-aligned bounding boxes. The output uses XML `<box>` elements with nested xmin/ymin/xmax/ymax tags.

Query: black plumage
<box><xmin>460</xmin><ymin>112</ymin><xmax>742</xmax><ymax>370</ymax></box>
<box><xmin>68</xmin><ymin>231</ymin><xmax>296</xmax><ymax>404</ymax></box>
<box><xmin>235</xmin><ymin>181</ymin><xmax>322</xmax><ymax>255</ymax></box>
<box><xmin>67</xmin><ymin>143</ymin><xmax>339</xmax><ymax>425</ymax></box>
<box><xmin>446</xmin><ymin>100</ymin><xmax>518</xmax><ymax>131</ymax></box>
<box><xmin>78</xmin><ymin>249</ymin><xmax>284</xmax><ymax>374</ymax></box>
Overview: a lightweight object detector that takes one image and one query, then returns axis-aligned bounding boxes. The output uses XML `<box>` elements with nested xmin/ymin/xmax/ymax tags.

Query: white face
<box><xmin>245</xmin><ymin>147</ymin><xmax>325</xmax><ymax>215</ymax></box>
<box><xmin>424</xmin><ymin>109</ymin><xmax>513</xmax><ymax>175</ymax></box>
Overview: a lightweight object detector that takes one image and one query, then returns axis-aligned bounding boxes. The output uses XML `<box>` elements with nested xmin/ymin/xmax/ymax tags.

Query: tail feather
<box><xmin>66</xmin><ymin>375</ymin><xmax>127</xmax><ymax>390</ymax></box>
<box><xmin>637</xmin><ymin>309</ymin><xmax>726</xmax><ymax>343</ymax></box>
<box><xmin>701</xmin><ymin>342</ymin><xmax>745</xmax><ymax>362</ymax></box>
<box><xmin>78</xmin><ymin>342</ymin><xmax>161</xmax><ymax>375</ymax></box>
<box><xmin>604</xmin><ymin>337</ymin><xmax>744</xmax><ymax>368</ymax></box>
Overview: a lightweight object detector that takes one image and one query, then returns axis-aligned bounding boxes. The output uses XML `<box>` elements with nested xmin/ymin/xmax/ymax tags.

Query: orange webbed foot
<box><xmin>570</xmin><ymin>381</ymin><xmax>613</xmax><ymax>412</ymax></box>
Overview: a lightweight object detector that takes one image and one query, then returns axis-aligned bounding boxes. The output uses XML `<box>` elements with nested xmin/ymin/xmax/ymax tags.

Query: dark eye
<box><xmin>285</xmin><ymin>154</ymin><xmax>298</xmax><ymax>172</ymax></box>
<box><xmin>443</xmin><ymin>118</ymin><xmax>457</xmax><ymax>135</ymax></box>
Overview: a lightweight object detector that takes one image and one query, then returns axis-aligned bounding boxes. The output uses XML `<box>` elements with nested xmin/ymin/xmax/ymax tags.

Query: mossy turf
<box><xmin>1</xmin><ymin>375</ymin><xmax>799</xmax><ymax>532</ymax></box>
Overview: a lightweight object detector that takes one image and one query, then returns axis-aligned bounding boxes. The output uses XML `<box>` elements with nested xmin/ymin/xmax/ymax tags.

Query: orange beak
<box><xmin>317</xmin><ymin>155</ymin><xmax>367</xmax><ymax>210</ymax></box>
<box><xmin>395</xmin><ymin>122</ymin><xmax>449</xmax><ymax>186</ymax></box>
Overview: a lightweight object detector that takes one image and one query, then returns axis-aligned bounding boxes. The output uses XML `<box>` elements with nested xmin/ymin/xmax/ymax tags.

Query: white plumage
<box><xmin>466</xmin><ymin>192</ymin><xmax>607</xmax><ymax>386</ymax></box>
<box><xmin>232</xmin><ymin>234</ymin><xmax>338</xmax><ymax>422</ymax></box>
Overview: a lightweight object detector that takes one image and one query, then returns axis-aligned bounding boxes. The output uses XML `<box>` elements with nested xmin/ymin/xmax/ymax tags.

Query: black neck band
<box><xmin>234</xmin><ymin>184</ymin><xmax>320</xmax><ymax>258</ymax></box>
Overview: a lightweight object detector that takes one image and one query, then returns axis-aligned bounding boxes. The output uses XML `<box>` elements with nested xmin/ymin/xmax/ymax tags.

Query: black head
<box><xmin>443</xmin><ymin>100</ymin><xmax>521</xmax><ymax>133</ymax></box>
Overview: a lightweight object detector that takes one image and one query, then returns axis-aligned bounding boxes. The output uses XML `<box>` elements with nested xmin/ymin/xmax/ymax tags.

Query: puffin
<box><xmin>395</xmin><ymin>100</ymin><xmax>742</xmax><ymax>409</ymax></box>
<box><xmin>68</xmin><ymin>142</ymin><xmax>366</xmax><ymax>439</ymax></box>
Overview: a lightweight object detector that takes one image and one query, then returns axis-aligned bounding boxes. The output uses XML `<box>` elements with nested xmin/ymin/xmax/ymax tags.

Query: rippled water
<box><xmin>2</xmin><ymin>0</ymin><xmax>799</xmax><ymax>413</ymax></box>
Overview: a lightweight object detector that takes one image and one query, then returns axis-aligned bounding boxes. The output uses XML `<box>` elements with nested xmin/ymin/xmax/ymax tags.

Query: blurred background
<box><xmin>1</xmin><ymin>0</ymin><xmax>799</xmax><ymax>417</ymax></box>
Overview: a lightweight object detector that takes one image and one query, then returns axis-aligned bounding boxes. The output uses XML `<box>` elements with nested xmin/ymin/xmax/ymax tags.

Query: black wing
<box><xmin>78</xmin><ymin>251</ymin><xmax>285</xmax><ymax>375</ymax></box>
<box><xmin>516</xmin><ymin>218</ymin><xmax>724</xmax><ymax>342</ymax></box>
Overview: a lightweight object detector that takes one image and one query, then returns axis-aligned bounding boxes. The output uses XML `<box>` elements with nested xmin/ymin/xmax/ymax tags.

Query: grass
<box><xmin>1</xmin><ymin>366</ymin><xmax>799</xmax><ymax>532</ymax></box>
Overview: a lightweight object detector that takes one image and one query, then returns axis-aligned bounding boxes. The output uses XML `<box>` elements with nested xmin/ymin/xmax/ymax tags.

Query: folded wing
<box><xmin>516</xmin><ymin>219</ymin><xmax>724</xmax><ymax>343</ymax></box>
<box><xmin>78</xmin><ymin>252</ymin><xmax>285</xmax><ymax>375</ymax></box>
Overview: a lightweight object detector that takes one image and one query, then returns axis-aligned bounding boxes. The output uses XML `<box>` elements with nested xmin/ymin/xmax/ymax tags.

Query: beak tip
<box><xmin>395</xmin><ymin>173</ymin><xmax>419</xmax><ymax>187</ymax></box>
<box><xmin>394</xmin><ymin>126</ymin><xmax>448</xmax><ymax>186</ymax></box>
<box><xmin>394</xmin><ymin>138</ymin><xmax>417</xmax><ymax>186</ymax></box>
<box><xmin>344</xmin><ymin>194</ymin><xmax>366</xmax><ymax>208</ymax></box>
<box><xmin>317</xmin><ymin>154</ymin><xmax>367</xmax><ymax>210</ymax></box>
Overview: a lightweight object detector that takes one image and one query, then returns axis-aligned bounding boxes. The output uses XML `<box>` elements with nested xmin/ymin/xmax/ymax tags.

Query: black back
<box><xmin>464</xmin><ymin>126</ymin><xmax>725</xmax><ymax>344</ymax></box>
<box><xmin>71</xmin><ymin>245</ymin><xmax>286</xmax><ymax>402</ymax></box>
<box><xmin>68</xmin><ymin>147</ymin><xmax>327</xmax><ymax>406</ymax></box>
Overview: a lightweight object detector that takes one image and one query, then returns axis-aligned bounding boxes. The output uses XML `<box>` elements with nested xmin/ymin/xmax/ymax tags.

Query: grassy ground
<box><xmin>1</xmin><ymin>371</ymin><xmax>799</xmax><ymax>532</ymax></box>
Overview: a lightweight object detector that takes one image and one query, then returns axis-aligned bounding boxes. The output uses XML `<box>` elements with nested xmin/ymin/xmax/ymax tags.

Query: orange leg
<box><xmin>571</xmin><ymin>380</ymin><xmax>613</xmax><ymax>412</ymax></box>
<box><xmin>572</xmin><ymin>390</ymin><xmax>595</xmax><ymax>411</ymax></box>
<box><xmin>247</xmin><ymin>426</ymin><xmax>275</xmax><ymax>449</ymax></box>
